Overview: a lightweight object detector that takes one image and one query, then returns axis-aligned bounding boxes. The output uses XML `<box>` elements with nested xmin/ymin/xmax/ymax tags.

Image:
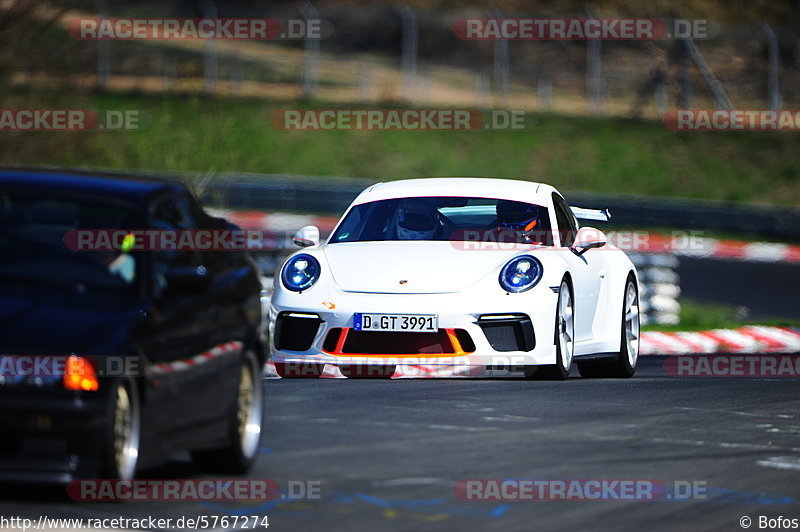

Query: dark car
<box><xmin>0</xmin><ymin>168</ymin><xmax>266</xmax><ymax>483</ymax></box>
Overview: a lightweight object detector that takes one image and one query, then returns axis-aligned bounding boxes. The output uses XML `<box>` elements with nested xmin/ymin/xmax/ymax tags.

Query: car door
<box><xmin>186</xmin><ymin>193</ymin><xmax>259</xmax><ymax>397</ymax></box>
<box><xmin>137</xmin><ymin>194</ymin><xmax>238</xmax><ymax>435</ymax></box>
<box><xmin>551</xmin><ymin>193</ymin><xmax>605</xmax><ymax>343</ymax></box>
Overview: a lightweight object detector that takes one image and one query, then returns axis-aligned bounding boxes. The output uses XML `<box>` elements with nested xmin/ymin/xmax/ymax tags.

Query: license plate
<box><xmin>353</xmin><ymin>313</ymin><xmax>438</xmax><ymax>333</ymax></box>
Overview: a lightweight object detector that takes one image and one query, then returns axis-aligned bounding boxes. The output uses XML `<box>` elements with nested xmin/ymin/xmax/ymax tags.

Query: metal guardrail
<box><xmin>199</xmin><ymin>174</ymin><xmax>800</xmax><ymax>241</ymax></box>
<box><xmin>567</xmin><ymin>192</ymin><xmax>800</xmax><ymax>242</ymax></box>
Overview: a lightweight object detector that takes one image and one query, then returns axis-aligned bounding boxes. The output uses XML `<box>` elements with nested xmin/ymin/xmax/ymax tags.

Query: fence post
<box><xmin>96</xmin><ymin>0</ymin><xmax>109</xmax><ymax>88</ymax></box>
<box><xmin>678</xmin><ymin>40</ymin><xmax>691</xmax><ymax>109</ymax></box>
<box><xmin>358</xmin><ymin>65</ymin><xmax>372</xmax><ymax>101</ymax></box>
<box><xmin>163</xmin><ymin>56</ymin><xmax>176</xmax><ymax>90</ymax></box>
<box><xmin>299</xmin><ymin>1</ymin><xmax>320</xmax><ymax>99</ymax></box>
<box><xmin>763</xmin><ymin>23</ymin><xmax>781</xmax><ymax>109</ymax></box>
<box><xmin>538</xmin><ymin>76</ymin><xmax>552</xmax><ymax>109</ymax></box>
<box><xmin>683</xmin><ymin>37</ymin><xmax>733</xmax><ymax>109</ymax></box>
<box><xmin>230</xmin><ymin>54</ymin><xmax>243</xmax><ymax>94</ymax></box>
<box><xmin>398</xmin><ymin>4</ymin><xmax>418</xmax><ymax>102</ymax></box>
<box><xmin>198</xmin><ymin>0</ymin><xmax>218</xmax><ymax>95</ymax></box>
<box><xmin>655</xmin><ymin>76</ymin><xmax>668</xmax><ymax>114</ymax></box>
<box><xmin>475</xmin><ymin>72</ymin><xmax>489</xmax><ymax>106</ymax></box>
<box><xmin>586</xmin><ymin>15</ymin><xmax>602</xmax><ymax>114</ymax></box>
<box><xmin>489</xmin><ymin>7</ymin><xmax>509</xmax><ymax>106</ymax></box>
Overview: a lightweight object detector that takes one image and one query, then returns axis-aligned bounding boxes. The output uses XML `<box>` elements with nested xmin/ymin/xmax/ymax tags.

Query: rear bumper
<box><xmin>0</xmin><ymin>391</ymin><xmax>109</xmax><ymax>484</ymax></box>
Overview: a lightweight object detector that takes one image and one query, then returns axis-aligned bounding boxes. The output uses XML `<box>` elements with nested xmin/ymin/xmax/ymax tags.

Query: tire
<box><xmin>101</xmin><ymin>379</ymin><xmax>141</xmax><ymax>480</ymax></box>
<box><xmin>192</xmin><ymin>351</ymin><xmax>264</xmax><ymax>474</ymax></box>
<box><xmin>533</xmin><ymin>278</ymin><xmax>574</xmax><ymax>380</ymax></box>
<box><xmin>578</xmin><ymin>274</ymin><xmax>639</xmax><ymax>378</ymax></box>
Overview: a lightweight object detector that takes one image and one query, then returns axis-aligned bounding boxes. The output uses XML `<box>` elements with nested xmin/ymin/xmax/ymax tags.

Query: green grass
<box><xmin>642</xmin><ymin>299</ymin><xmax>797</xmax><ymax>332</ymax></box>
<box><xmin>1</xmin><ymin>88</ymin><xmax>800</xmax><ymax>206</ymax></box>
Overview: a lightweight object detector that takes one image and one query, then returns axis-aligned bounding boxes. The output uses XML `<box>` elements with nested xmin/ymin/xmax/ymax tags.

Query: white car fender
<box><xmin>587</xmin><ymin>243</ymin><xmax>638</xmax><ymax>352</ymax></box>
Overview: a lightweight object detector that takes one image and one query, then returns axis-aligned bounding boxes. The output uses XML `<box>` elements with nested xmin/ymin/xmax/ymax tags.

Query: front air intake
<box><xmin>274</xmin><ymin>312</ymin><xmax>323</xmax><ymax>351</ymax></box>
<box><xmin>477</xmin><ymin>314</ymin><xmax>536</xmax><ymax>352</ymax></box>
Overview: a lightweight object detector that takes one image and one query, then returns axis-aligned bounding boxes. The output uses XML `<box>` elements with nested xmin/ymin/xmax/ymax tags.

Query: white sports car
<box><xmin>269</xmin><ymin>178</ymin><xmax>639</xmax><ymax>379</ymax></box>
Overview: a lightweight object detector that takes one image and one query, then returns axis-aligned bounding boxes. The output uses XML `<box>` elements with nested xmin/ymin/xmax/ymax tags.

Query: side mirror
<box><xmin>293</xmin><ymin>225</ymin><xmax>320</xmax><ymax>248</ymax></box>
<box><xmin>164</xmin><ymin>265</ymin><xmax>211</xmax><ymax>293</ymax></box>
<box><xmin>571</xmin><ymin>227</ymin><xmax>607</xmax><ymax>256</ymax></box>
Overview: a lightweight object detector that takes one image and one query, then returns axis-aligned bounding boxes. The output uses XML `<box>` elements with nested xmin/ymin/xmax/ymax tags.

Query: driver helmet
<box><xmin>396</xmin><ymin>198</ymin><xmax>439</xmax><ymax>240</ymax></box>
<box><xmin>496</xmin><ymin>200</ymin><xmax>540</xmax><ymax>232</ymax></box>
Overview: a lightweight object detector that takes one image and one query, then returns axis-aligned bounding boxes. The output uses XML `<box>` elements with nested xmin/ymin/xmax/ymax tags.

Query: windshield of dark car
<box><xmin>0</xmin><ymin>190</ymin><xmax>141</xmax><ymax>292</ymax></box>
<box><xmin>329</xmin><ymin>196</ymin><xmax>553</xmax><ymax>245</ymax></box>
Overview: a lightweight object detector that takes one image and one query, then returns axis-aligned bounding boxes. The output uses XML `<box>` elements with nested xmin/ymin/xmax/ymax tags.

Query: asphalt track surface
<box><xmin>2</xmin><ymin>356</ymin><xmax>800</xmax><ymax>531</ymax></box>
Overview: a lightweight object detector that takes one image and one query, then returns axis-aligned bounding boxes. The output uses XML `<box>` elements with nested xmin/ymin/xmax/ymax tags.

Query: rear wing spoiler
<box><xmin>570</xmin><ymin>206</ymin><xmax>611</xmax><ymax>222</ymax></box>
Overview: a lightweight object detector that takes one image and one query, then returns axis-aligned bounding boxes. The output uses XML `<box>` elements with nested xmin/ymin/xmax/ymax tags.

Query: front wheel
<box><xmin>101</xmin><ymin>379</ymin><xmax>141</xmax><ymax>479</ymax></box>
<box><xmin>578</xmin><ymin>274</ymin><xmax>639</xmax><ymax>378</ymax></box>
<box><xmin>192</xmin><ymin>351</ymin><xmax>264</xmax><ymax>473</ymax></box>
<box><xmin>532</xmin><ymin>278</ymin><xmax>574</xmax><ymax>380</ymax></box>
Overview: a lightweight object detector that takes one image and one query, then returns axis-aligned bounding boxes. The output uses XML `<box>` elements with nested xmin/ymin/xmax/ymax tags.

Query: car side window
<box><xmin>149</xmin><ymin>195</ymin><xmax>204</xmax><ymax>292</ymax></box>
<box><xmin>331</xmin><ymin>204</ymin><xmax>365</xmax><ymax>242</ymax></box>
<box><xmin>179</xmin><ymin>192</ymin><xmax>233</xmax><ymax>271</ymax></box>
<box><xmin>552</xmin><ymin>193</ymin><xmax>578</xmax><ymax>247</ymax></box>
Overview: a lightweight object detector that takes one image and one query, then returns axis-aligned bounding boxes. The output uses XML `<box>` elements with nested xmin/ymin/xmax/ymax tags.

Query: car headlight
<box><xmin>281</xmin><ymin>254</ymin><xmax>321</xmax><ymax>292</ymax></box>
<box><xmin>499</xmin><ymin>255</ymin><xmax>543</xmax><ymax>293</ymax></box>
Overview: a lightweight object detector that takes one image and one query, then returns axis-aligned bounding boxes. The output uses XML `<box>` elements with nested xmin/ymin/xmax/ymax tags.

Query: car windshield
<box><xmin>0</xmin><ymin>190</ymin><xmax>141</xmax><ymax>292</ymax></box>
<box><xmin>329</xmin><ymin>196</ymin><xmax>553</xmax><ymax>245</ymax></box>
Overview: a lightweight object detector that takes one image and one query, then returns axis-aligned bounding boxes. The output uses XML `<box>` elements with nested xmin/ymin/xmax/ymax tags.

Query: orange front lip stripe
<box><xmin>322</xmin><ymin>328</ymin><xmax>472</xmax><ymax>358</ymax></box>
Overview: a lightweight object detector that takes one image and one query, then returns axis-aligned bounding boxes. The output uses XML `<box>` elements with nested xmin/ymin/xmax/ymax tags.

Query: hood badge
<box><xmin>399</xmin><ymin>280</ymin><xmax>408</xmax><ymax>285</ymax></box>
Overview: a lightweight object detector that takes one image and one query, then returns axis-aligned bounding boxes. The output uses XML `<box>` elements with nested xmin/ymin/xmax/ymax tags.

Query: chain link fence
<box><xmin>8</xmin><ymin>2</ymin><xmax>800</xmax><ymax>118</ymax></box>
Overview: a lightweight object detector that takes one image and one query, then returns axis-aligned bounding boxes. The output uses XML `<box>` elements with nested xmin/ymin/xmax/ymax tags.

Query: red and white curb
<box><xmin>629</xmin><ymin>233</ymin><xmax>800</xmax><ymax>263</ymax></box>
<box><xmin>262</xmin><ymin>327</ymin><xmax>800</xmax><ymax>378</ymax></box>
<box><xmin>639</xmin><ymin>326</ymin><xmax>800</xmax><ymax>355</ymax></box>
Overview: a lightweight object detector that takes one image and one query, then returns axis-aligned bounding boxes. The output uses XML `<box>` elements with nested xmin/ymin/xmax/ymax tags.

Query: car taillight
<box><xmin>63</xmin><ymin>356</ymin><xmax>99</xmax><ymax>391</ymax></box>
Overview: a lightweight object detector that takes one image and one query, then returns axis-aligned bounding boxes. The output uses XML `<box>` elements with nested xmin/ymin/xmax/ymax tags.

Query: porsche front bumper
<box><xmin>269</xmin><ymin>285</ymin><xmax>560</xmax><ymax>370</ymax></box>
